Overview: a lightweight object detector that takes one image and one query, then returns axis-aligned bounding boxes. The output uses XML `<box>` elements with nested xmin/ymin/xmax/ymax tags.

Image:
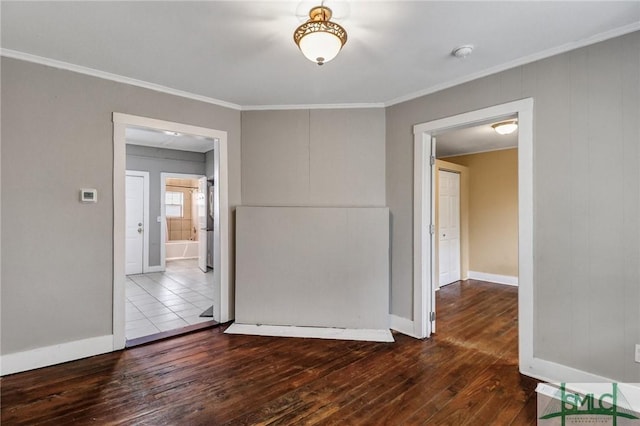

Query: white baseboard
<box><xmin>522</xmin><ymin>356</ymin><xmax>619</xmax><ymax>384</ymax></box>
<box><xmin>468</xmin><ymin>271</ymin><xmax>518</xmax><ymax>286</ymax></box>
<box><xmin>1</xmin><ymin>335</ymin><xmax>113</xmax><ymax>376</ymax></box>
<box><xmin>389</xmin><ymin>314</ymin><xmax>418</xmax><ymax>338</ymax></box>
<box><xmin>0</xmin><ymin>327</ymin><xmax>626</xmax><ymax>392</ymax></box>
<box><xmin>225</xmin><ymin>323</ymin><xmax>394</xmax><ymax>343</ymax></box>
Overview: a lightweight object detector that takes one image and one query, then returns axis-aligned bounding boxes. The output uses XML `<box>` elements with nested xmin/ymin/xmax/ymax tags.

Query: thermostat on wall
<box><xmin>80</xmin><ymin>188</ymin><xmax>97</xmax><ymax>203</ymax></box>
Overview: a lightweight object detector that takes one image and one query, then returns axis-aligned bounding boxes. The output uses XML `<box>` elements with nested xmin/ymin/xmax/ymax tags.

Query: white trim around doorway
<box><xmin>411</xmin><ymin>98</ymin><xmax>534</xmax><ymax>376</ymax></box>
<box><xmin>113</xmin><ymin>113</ymin><xmax>231</xmax><ymax>351</ymax></box>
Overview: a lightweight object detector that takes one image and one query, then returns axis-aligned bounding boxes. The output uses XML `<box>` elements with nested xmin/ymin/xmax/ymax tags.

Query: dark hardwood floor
<box><xmin>1</xmin><ymin>280</ymin><xmax>538</xmax><ymax>425</ymax></box>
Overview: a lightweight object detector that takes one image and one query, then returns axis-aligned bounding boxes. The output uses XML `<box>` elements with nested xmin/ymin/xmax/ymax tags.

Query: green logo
<box><xmin>539</xmin><ymin>383</ymin><xmax>639</xmax><ymax>425</ymax></box>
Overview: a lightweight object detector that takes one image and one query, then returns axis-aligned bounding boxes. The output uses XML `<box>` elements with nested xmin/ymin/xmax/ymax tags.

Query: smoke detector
<box><xmin>452</xmin><ymin>45</ymin><xmax>474</xmax><ymax>59</ymax></box>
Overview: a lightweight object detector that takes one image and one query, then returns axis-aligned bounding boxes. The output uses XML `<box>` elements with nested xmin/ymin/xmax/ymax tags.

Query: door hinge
<box><xmin>430</xmin><ymin>312</ymin><xmax>436</xmax><ymax>322</ymax></box>
<box><xmin>429</xmin><ymin>224</ymin><xmax>435</xmax><ymax>235</ymax></box>
<box><xmin>430</xmin><ymin>156</ymin><xmax>435</xmax><ymax>166</ymax></box>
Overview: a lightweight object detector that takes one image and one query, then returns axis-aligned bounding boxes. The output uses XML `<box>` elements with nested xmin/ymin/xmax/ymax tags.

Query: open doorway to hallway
<box><xmin>113</xmin><ymin>112</ymin><xmax>230</xmax><ymax>351</ymax></box>
<box><xmin>124</xmin><ymin>127</ymin><xmax>219</xmax><ymax>345</ymax></box>
<box><xmin>412</xmin><ymin>98</ymin><xmax>534</xmax><ymax>373</ymax></box>
<box><xmin>432</xmin><ymin>117</ymin><xmax>519</xmax><ymax>361</ymax></box>
<box><xmin>434</xmin><ymin>117</ymin><xmax>519</xmax><ymax>291</ymax></box>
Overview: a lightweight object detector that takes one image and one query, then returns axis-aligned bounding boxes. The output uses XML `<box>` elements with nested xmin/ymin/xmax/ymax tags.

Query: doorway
<box><xmin>124</xmin><ymin>143</ymin><xmax>216</xmax><ymax>343</ymax></box>
<box><xmin>412</xmin><ymin>98</ymin><xmax>534</xmax><ymax>372</ymax></box>
<box><xmin>431</xmin><ymin>119</ymin><xmax>519</xmax><ymax>353</ymax></box>
<box><xmin>160</xmin><ymin>173</ymin><xmax>209</xmax><ymax>271</ymax></box>
<box><xmin>113</xmin><ymin>113</ymin><xmax>230</xmax><ymax>351</ymax></box>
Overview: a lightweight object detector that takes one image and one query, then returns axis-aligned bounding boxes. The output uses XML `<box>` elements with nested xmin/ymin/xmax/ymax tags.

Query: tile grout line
<box><xmin>125</xmin><ymin>260</ymin><xmax>216</xmax><ymax>339</ymax></box>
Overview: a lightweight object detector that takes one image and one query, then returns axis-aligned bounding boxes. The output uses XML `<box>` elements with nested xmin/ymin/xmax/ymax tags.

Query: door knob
<box><xmin>138</xmin><ymin>222</ymin><xmax>143</xmax><ymax>226</ymax></box>
<box><xmin>138</xmin><ymin>227</ymin><xmax>143</xmax><ymax>234</ymax></box>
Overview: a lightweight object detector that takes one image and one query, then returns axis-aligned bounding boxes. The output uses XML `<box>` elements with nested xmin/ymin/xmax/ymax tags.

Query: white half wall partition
<box><xmin>233</xmin><ymin>207</ymin><xmax>391</xmax><ymax>340</ymax></box>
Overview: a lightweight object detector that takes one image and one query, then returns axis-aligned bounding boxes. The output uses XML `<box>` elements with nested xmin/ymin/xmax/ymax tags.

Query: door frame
<box><xmin>160</xmin><ymin>172</ymin><xmax>206</xmax><ymax>269</ymax></box>
<box><xmin>197</xmin><ymin>176</ymin><xmax>208</xmax><ymax>273</ymax></box>
<box><xmin>113</xmin><ymin>113</ymin><xmax>230</xmax><ymax>350</ymax></box>
<box><xmin>413</xmin><ymin>98</ymin><xmax>533</xmax><ymax>372</ymax></box>
<box><xmin>125</xmin><ymin>170</ymin><xmax>150</xmax><ymax>274</ymax></box>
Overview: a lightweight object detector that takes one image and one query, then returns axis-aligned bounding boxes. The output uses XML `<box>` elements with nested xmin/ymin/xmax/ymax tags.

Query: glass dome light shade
<box><xmin>299</xmin><ymin>31</ymin><xmax>343</xmax><ymax>65</ymax></box>
<box><xmin>492</xmin><ymin>121</ymin><xmax>518</xmax><ymax>135</ymax></box>
<box><xmin>293</xmin><ymin>6</ymin><xmax>347</xmax><ymax>66</ymax></box>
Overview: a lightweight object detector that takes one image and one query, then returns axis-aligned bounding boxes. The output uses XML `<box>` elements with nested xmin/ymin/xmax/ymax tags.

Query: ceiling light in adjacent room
<box><xmin>492</xmin><ymin>120</ymin><xmax>518</xmax><ymax>135</ymax></box>
<box><xmin>294</xmin><ymin>5</ymin><xmax>347</xmax><ymax>66</ymax></box>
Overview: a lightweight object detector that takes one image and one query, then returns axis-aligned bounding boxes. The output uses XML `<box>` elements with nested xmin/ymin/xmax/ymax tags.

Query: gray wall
<box><xmin>241</xmin><ymin>108</ymin><xmax>386</xmax><ymax>206</ymax></box>
<box><xmin>236</xmin><ymin>207</ymin><xmax>389</xmax><ymax>329</ymax></box>
<box><xmin>386</xmin><ymin>31</ymin><xmax>640</xmax><ymax>381</ymax></box>
<box><xmin>239</xmin><ymin>107</ymin><xmax>387</xmax><ymax>332</ymax></box>
<box><xmin>126</xmin><ymin>145</ymin><xmax>206</xmax><ymax>266</ymax></box>
<box><xmin>3</xmin><ymin>30</ymin><xmax>639</xmax><ymax>383</ymax></box>
<box><xmin>1</xmin><ymin>57</ymin><xmax>241</xmax><ymax>355</ymax></box>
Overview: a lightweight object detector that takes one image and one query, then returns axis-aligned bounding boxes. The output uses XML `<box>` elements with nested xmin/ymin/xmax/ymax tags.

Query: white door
<box><xmin>438</xmin><ymin>170</ymin><xmax>461</xmax><ymax>286</ymax></box>
<box><xmin>197</xmin><ymin>177</ymin><xmax>208</xmax><ymax>272</ymax></box>
<box><xmin>125</xmin><ymin>175</ymin><xmax>145</xmax><ymax>275</ymax></box>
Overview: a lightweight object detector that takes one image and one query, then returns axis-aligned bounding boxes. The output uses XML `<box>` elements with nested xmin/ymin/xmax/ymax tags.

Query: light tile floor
<box><xmin>125</xmin><ymin>259</ymin><xmax>215</xmax><ymax>340</ymax></box>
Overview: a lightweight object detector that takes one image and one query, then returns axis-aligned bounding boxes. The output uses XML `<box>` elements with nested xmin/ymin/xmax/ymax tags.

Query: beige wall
<box><xmin>445</xmin><ymin>149</ymin><xmax>518</xmax><ymax>277</ymax></box>
<box><xmin>434</xmin><ymin>160</ymin><xmax>469</xmax><ymax>284</ymax></box>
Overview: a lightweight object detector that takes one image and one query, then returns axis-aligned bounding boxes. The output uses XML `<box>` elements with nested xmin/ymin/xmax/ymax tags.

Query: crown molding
<box><xmin>0</xmin><ymin>49</ymin><xmax>242</xmax><ymax>111</ymax></box>
<box><xmin>1</xmin><ymin>49</ymin><xmax>383</xmax><ymax>111</ymax></box>
<box><xmin>385</xmin><ymin>21</ymin><xmax>640</xmax><ymax>107</ymax></box>
<box><xmin>4</xmin><ymin>21</ymin><xmax>639</xmax><ymax>111</ymax></box>
<box><xmin>242</xmin><ymin>102</ymin><xmax>385</xmax><ymax>111</ymax></box>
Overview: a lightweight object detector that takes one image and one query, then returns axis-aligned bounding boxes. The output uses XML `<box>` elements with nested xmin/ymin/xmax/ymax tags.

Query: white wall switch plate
<box><xmin>636</xmin><ymin>344</ymin><xmax>640</xmax><ymax>363</ymax></box>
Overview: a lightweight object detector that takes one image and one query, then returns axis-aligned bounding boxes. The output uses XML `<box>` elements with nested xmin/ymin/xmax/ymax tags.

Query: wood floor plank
<box><xmin>339</xmin><ymin>342</ymin><xmax>488</xmax><ymax>424</ymax></box>
<box><xmin>1</xmin><ymin>280</ymin><xmax>539</xmax><ymax>425</ymax></box>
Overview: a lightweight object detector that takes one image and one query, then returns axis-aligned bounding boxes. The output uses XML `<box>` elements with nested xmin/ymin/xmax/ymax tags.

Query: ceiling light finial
<box><xmin>293</xmin><ymin>5</ymin><xmax>347</xmax><ymax>65</ymax></box>
<box><xmin>492</xmin><ymin>120</ymin><xmax>518</xmax><ymax>135</ymax></box>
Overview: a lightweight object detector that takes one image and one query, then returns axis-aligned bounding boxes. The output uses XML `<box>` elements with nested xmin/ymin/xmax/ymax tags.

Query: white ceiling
<box><xmin>1</xmin><ymin>1</ymin><xmax>639</xmax><ymax>108</ymax></box>
<box><xmin>435</xmin><ymin>117</ymin><xmax>518</xmax><ymax>158</ymax></box>
<box><xmin>126</xmin><ymin>126</ymin><xmax>216</xmax><ymax>153</ymax></box>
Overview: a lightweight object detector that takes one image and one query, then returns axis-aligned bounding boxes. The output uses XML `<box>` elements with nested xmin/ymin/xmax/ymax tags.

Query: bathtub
<box><xmin>166</xmin><ymin>240</ymin><xmax>199</xmax><ymax>260</ymax></box>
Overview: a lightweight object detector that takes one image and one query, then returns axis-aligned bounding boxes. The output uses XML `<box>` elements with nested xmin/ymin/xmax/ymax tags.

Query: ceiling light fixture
<box><xmin>492</xmin><ymin>120</ymin><xmax>518</xmax><ymax>135</ymax></box>
<box><xmin>293</xmin><ymin>4</ymin><xmax>347</xmax><ymax>66</ymax></box>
